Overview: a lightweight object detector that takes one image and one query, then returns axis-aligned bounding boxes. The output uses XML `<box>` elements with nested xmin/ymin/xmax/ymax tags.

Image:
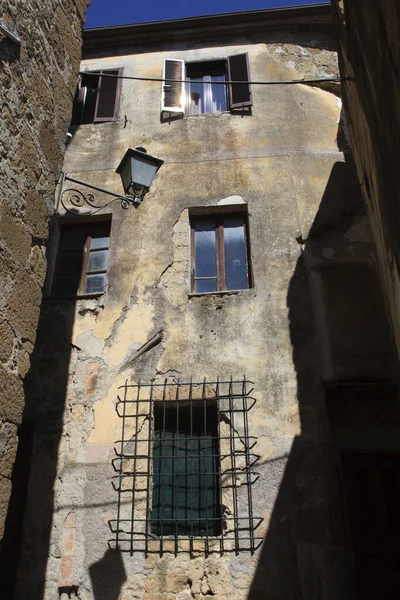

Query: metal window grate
<box><xmin>109</xmin><ymin>377</ymin><xmax>263</xmax><ymax>556</ymax></box>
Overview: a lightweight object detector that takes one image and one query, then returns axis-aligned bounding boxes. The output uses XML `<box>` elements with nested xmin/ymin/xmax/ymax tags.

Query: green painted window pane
<box><xmin>151</xmin><ymin>404</ymin><xmax>221</xmax><ymax>537</ymax></box>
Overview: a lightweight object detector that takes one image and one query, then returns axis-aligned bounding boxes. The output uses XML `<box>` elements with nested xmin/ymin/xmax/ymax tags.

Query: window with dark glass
<box><xmin>151</xmin><ymin>402</ymin><xmax>221</xmax><ymax>537</ymax></box>
<box><xmin>52</xmin><ymin>221</ymin><xmax>111</xmax><ymax>296</ymax></box>
<box><xmin>190</xmin><ymin>212</ymin><xmax>251</xmax><ymax>293</ymax></box>
<box><xmin>70</xmin><ymin>69</ymin><xmax>122</xmax><ymax>126</ymax></box>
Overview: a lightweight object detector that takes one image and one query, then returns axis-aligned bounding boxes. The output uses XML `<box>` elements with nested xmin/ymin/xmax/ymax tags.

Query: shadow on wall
<box><xmin>89</xmin><ymin>549</ymin><xmax>127</xmax><ymax>600</ymax></box>
<box><xmin>1</xmin><ymin>211</ymin><xmax>128</xmax><ymax>599</ymax></box>
<box><xmin>248</xmin><ymin>148</ymin><xmax>398</xmax><ymax>596</ymax></box>
<box><xmin>0</xmin><ymin>217</ymin><xmax>78</xmax><ymax>599</ymax></box>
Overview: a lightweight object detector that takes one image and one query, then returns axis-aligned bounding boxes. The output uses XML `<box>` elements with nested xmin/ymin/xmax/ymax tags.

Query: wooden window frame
<box><xmin>190</xmin><ymin>211</ymin><xmax>252</xmax><ymax>293</ymax></box>
<box><xmin>51</xmin><ymin>220</ymin><xmax>111</xmax><ymax>298</ymax></box>
<box><xmin>71</xmin><ymin>68</ymin><xmax>123</xmax><ymax>126</ymax></box>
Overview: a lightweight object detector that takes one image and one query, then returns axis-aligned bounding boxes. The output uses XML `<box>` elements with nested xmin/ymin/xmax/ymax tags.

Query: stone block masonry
<box><xmin>0</xmin><ymin>0</ymin><xmax>89</xmax><ymax>594</ymax></box>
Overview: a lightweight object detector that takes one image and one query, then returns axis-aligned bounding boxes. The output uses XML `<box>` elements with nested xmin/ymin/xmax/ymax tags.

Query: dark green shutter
<box><xmin>151</xmin><ymin>405</ymin><xmax>221</xmax><ymax>537</ymax></box>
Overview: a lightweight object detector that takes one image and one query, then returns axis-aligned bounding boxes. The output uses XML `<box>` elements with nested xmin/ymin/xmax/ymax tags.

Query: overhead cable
<box><xmin>79</xmin><ymin>71</ymin><xmax>353</xmax><ymax>86</ymax></box>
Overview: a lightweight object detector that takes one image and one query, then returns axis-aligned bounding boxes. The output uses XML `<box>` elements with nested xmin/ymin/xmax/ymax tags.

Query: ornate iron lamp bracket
<box><xmin>59</xmin><ymin>174</ymin><xmax>141</xmax><ymax>216</ymax></box>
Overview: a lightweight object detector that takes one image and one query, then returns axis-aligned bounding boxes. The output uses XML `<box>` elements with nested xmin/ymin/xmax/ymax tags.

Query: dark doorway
<box><xmin>341</xmin><ymin>452</ymin><xmax>400</xmax><ymax>599</ymax></box>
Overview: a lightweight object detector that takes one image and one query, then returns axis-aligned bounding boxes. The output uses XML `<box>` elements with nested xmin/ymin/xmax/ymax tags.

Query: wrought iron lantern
<box><xmin>116</xmin><ymin>146</ymin><xmax>164</xmax><ymax>205</ymax></box>
<box><xmin>60</xmin><ymin>146</ymin><xmax>163</xmax><ymax>215</ymax></box>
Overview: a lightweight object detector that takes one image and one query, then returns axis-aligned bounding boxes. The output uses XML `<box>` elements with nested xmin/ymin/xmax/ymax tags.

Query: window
<box><xmin>161</xmin><ymin>54</ymin><xmax>252</xmax><ymax>115</ymax></box>
<box><xmin>110</xmin><ymin>378</ymin><xmax>262</xmax><ymax>555</ymax></box>
<box><xmin>190</xmin><ymin>210</ymin><xmax>251</xmax><ymax>293</ymax></box>
<box><xmin>151</xmin><ymin>402</ymin><xmax>221</xmax><ymax>538</ymax></box>
<box><xmin>185</xmin><ymin>60</ymin><xmax>227</xmax><ymax>115</ymax></box>
<box><xmin>70</xmin><ymin>69</ymin><xmax>122</xmax><ymax>126</ymax></box>
<box><xmin>52</xmin><ymin>221</ymin><xmax>111</xmax><ymax>296</ymax></box>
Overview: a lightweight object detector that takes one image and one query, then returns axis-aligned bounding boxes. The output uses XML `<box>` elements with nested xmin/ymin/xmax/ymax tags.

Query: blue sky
<box><xmin>85</xmin><ymin>0</ymin><xmax>330</xmax><ymax>28</ymax></box>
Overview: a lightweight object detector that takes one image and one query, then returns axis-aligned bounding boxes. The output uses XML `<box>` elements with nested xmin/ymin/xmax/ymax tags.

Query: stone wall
<box><xmin>332</xmin><ymin>0</ymin><xmax>400</xmax><ymax>357</ymax></box>
<box><xmin>0</xmin><ymin>0</ymin><xmax>89</xmax><ymax>594</ymax></box>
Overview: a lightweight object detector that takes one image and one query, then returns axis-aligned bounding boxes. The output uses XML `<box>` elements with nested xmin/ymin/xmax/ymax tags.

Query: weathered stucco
<box><xmin>19</xmin><ymin>10</ymin><xmax>398</xmax><ymax>600</ymax></box>
<box><xmin>0</xmin><ymin>0</ymin><xmax>89</xmax><ymax>595</ymax></box>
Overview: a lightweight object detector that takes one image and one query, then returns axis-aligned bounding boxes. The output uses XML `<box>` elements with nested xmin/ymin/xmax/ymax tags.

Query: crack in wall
<box><xmin>119</xmin><ymin>330</ymin><xmax>163</xmax><ymax>373</ymax></box>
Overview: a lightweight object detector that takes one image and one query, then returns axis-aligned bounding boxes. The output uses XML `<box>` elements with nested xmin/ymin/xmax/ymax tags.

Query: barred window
<box><xmin>111</xmin><ymin>377</ymin><xmax>262</xmax><ymax>556</ymax></box>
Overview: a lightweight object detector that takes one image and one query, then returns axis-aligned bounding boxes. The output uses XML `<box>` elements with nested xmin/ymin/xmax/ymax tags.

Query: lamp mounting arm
<box><xmin>59</xmin><ymin>174</ymin><xmax>140</xmax><ymax>216</ymax></box>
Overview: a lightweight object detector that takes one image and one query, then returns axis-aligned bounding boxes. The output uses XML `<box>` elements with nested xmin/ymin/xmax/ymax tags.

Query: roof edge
<box><xmin>83</xmin><ymin>4</ymin><xmax>333</xmax><ymax>56</ymax></box>
<box><xmin>84</xmin><ymin>4</ymin><xmax>331</xmax><ymax>34</ymax></box>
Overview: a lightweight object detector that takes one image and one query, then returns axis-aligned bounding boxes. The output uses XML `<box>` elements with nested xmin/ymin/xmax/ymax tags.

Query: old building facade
<box><xmin>17</xmin><ymin>5</ymin><xmax>399</xmax><ymax>600</ymax></box>
<box><xmin>0</xmin><ymin>1</ymin><xmax>89</xmax><ymax>596</ymax></box>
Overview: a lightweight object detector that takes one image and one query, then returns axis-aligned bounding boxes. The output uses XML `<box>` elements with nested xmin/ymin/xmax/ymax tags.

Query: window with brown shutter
<box><xmin>227</xmin><ymin>54</ymin><xmax>252</xmax><ymax>109</ymax></box>
<box><xmin>162</xmin><ymin>54</ymin><xmax>252</xmax><ymax>116</ymax></box>
<box><xmin>70</xmin><ymin>69</ymin><xmax>122</xmax><ymax>127</ymax></box>
<box><xmin>51</xmin><ymin>220</ymin><xmax>111</xmax><ymax>297</ymax></box>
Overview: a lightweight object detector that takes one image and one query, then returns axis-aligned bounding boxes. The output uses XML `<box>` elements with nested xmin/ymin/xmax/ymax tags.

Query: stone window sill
<box><xmin>184</xmin><ymin>111</ymin><xmax>230</xmax><ymax>118</ymax></box>
<box><xmin>188</xmin><ymin>288</ymin><xmax>254</xmax><ymax>298</ymax></box>
<box><xmin>44</xmin><ymin>292</ymin><xmax>105</xmax><ymax>302</ymax></box>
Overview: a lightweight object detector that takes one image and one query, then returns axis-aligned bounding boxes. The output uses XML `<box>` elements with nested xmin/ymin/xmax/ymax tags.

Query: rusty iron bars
<box><xmin>109</xmin><ymin>377</ymin><xmax>263</xmax><ymax>556</ymax></box>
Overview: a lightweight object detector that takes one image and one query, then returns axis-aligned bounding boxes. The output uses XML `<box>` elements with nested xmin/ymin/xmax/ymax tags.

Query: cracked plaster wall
<box><xmin>18</xmin><ymin>28</ymin><xmax>397</xmax><ymax>600</ymax></box>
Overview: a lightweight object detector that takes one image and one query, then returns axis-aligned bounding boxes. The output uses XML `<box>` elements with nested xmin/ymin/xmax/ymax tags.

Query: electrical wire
<box><xmin>79</xmin><ymin>70</ymin><xmax>353</xmax><ymax>86</ymax></box>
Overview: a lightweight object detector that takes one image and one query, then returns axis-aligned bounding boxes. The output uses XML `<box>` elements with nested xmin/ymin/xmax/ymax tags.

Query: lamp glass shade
<box><xmin>116</xmin><ymin>148</ymin><xmax>164</xmax><ymax>196</ymax></box>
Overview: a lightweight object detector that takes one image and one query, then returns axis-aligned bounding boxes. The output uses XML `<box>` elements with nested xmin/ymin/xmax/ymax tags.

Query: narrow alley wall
<box><xmin>0</xmin><ymin>0</ymin><xmax>89</xmax><ymax>595</ymax></box>
<box><xmin>332</xmin><ymin>0</ymin><xmax>400</xmax><ymax>356</ymax></box>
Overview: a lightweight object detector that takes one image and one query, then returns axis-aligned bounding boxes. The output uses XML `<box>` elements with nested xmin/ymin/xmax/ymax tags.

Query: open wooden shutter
<box><xmin>227</xmin><ymin>53</ymin><xmax>252</xmax><ymax>109</ymax></box>
<box><xmin>70</xmin><ymin>76</ymin><xmax>85</xmax><ymax>126</ymax></box>
<box><xmin>161</xmin><ymin>59</ymin><xmax>185</xmax><ymax>113</ymax></box>
<box><xmin>94</xmin><ymin>69</ymin><xmax>122</xmax><ymax>122</ymax></box>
